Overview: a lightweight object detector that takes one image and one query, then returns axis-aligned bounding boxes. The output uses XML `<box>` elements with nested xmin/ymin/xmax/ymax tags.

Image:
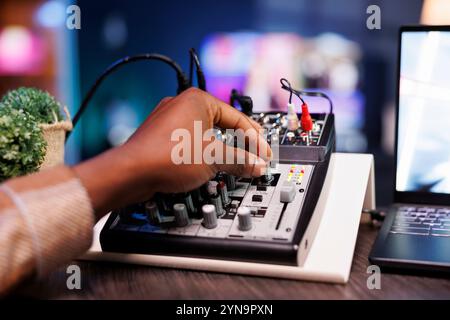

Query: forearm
<box><xmin>0</xmin><ymin>166</ymin><xmax>94</xmax><ymax>294</ymax></box>
<box><xmin>72</xmin><ymin>144</ymin><xmax>158</xmax><ymax>219</ymax></box>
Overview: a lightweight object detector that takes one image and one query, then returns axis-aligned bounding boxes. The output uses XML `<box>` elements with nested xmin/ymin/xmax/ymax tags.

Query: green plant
<box><xmin>0</xmin><ymin>106</ymin><xmax>47</xmax><ymax>181</ymax></box>
<box><xmin>1</xmin><ymin>87</ymin><xmax>63</xmax><ymax>124</ymax></box>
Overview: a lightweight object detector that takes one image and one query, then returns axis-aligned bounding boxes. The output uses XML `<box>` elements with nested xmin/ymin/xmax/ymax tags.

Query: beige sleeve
<box><xmin>0</xmin><ymin>165</ymin><xmax>94</xmax><ymax>294</ymax></box>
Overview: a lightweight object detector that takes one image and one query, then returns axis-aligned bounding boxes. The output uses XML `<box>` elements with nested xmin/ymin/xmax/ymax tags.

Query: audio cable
<box><xmin>362</xmin><ymin>209</ymin><xmax>386</xmax><ymax>228</ymax></box>
<box><xmin>280</xmin><ymin>78</ymin><xmax>334</xmax><ymax>114</ymax></box>
<box><xmin>280</xmin><ymin>78</ymin><xmax>312</xmax><ymax>133</ymax></box>
<box><xmin>230</xmin><ymin>89</ymin><xmax>253</xmax><ymax>116</ymax></box>
<box><xmin>189</xmin><ymin>48</ymin><xmax>207</xmax><ymax>91</ymax></box>
<box><xmin>67</xmin><ymin>53</ymin><xmax>190</xmax><ymax>139</ymax></box>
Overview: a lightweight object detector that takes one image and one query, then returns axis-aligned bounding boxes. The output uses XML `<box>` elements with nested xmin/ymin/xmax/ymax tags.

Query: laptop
<box><xmin>369</xmin><ymin>26</ymin><xmax>450</xmax><ymax>273</ymax></box>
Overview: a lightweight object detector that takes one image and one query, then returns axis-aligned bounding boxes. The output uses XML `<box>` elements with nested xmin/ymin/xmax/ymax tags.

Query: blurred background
<box><xmin>0</xmin><ymin>0</ymin><xmax>448</xmax><ymax>205</ymax></box>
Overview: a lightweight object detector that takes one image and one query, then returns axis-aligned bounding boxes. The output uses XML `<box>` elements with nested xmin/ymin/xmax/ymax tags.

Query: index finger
<box><xmin>206</xmin><ymin>93</ymin><xmax>273</xmax><ymax>162</ymax></box>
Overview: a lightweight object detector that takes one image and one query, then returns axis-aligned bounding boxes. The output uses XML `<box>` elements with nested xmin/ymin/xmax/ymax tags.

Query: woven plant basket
<box><xmin>39</xmin><ymin>106</ymin><xmax>72</xmax><ymax>169</ymax></box>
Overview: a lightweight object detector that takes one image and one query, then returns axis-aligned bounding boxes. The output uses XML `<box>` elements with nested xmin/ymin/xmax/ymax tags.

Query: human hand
<box><xmin>74</xmin><ymin>88</ymin><xmax>272</xmax><ymax>217</ymax></box>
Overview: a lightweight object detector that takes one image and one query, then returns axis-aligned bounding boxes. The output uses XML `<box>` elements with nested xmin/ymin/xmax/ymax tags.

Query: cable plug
<box><xmin>287</xmin><ymin>103</ymin><xmax>299</xmax><ymax>131</ymax></box>
<box><xmin>300</xmin><ymin>103</ymin><xmax>313</xmax><ymax>132</ymax></box>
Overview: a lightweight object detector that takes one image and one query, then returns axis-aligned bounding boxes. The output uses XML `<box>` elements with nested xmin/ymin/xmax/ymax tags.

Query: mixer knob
<box><xmin>191</xmin><ymin>188</ymin><xmax>203</xmax><ymax>203</ymax></box>
<box><xmin>210</xmin><ymin>194</ymin><xmax>226</xmax><ymax>216</ymax></box>
<box><xmin>145</xmin><ymin>201</ymin><xmax>161</xmax><ymax>224</ymax></box>
<box><xmin>173</xmin><ymin>203</ymin><xmax>190</xmax><ymax>227</ymax></box>
<box><xmin>237</xmin><ymin>207</ymin><xmax>252</xmax><ymax>231</ymax></box>
<box><xmin>270</xmin><ymin>132</ymin><xmax>279</xmax><ymax>169</ymax></box>
<box><xmin>156</xmin><ymin>194</ymin><xmax>171</xmax><ymax>212</ymax></box>
<box><xmin>286</xmin><ymin>131</ymin><xmax>296</xmax><ymax>142</ymax></box>
<box><xmin>207</xmin><ymin>181</ymin><xmax>219</xmax><ymax>195</ymax></box>
<box><xmin>182</xmin><ymin>192</ymin><xmax>196</xmax><ymax>215</ymax></box>
<box><xmin>280</xmin><ymin>181</ymin><xmax>296</xmax><ymax>203</ymax></box>
<box><xmin>202</xmin><ymin>204</ymin><xmax>218</xmax><ymax>229</ymax></box>
<box><xmin>262</xmin><ymin>166</ymin><xmax>273</xmax><ymax>183</ymax></box>
<box><xmin>207</xmin><ymin>180</ymin><xmax>225</xmax><ymax>216</ymax></box>
<box><xmin>199</xmin><ymin>184</ymin><xmax>210</xmax><ymax>202</ymax></box>
<box><xmin>217</xmin><ymin>181</ymin><xmax>231</xmax><ymax>206</ymax></box>
<box><xmin>190</xmin><ymin>189</ymin><xmax>203</xmax><ymax>218</ymax></box>
<box><xmin>224</xmin><ymin>174</ymin><xmax>236</xmax><ymax>191</ymax></box>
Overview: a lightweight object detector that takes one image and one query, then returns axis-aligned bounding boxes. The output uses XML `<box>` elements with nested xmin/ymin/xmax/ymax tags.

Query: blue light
<box><xmin>35</xmin><ymin>1</ymin><xmax>66</xmax><ymax>28</ymax></box>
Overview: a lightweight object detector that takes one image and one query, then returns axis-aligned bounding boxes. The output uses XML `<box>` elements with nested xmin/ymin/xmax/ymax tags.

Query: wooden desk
<box><xmin>14</xmin><ymin>224</ymin><xmax>450</xmax><ymax>299</ymax></box>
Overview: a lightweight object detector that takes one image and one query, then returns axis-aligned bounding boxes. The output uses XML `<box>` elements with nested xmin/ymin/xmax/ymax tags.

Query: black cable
<box><xmin>189</xmin><ymin>48</ymin><xmax>206</xmax><ymax>91</ymax></box>
<box><xmin>362</xmin><ymin>209</ymin><xmax>386</xmax><ymax>221</ymax></box>
<box><xmin>280</xmin><ymin>78</ymin><xmax>333</xmax><ymax>114</ymax></box>
<box><xmin>230</xmin><ymin>89</ymin><xmax>253</xmax><ymax>116</ymax></box>
<box><xmin>67</xmin><ymin>53</ymin><xmax>189</xmax><ymax>139</ymax></box>
<box><xmin>362</xmin><ymin>209</ymin><xmax>386</xmax><ymax>228</ymax></box>
<box><xmin>293</xmin><ymin>89</ymin><xmax>333</xmax><ymax>114</ymax></box>
<box><xmin>280</xmin><ymin>78</ymin><xmax>303</xmax><ymax>104</ymax></box>
<box><xmin>189</xmin><ymin>50</ymin><xmax>195</xmax><ymax>87</ymax></box>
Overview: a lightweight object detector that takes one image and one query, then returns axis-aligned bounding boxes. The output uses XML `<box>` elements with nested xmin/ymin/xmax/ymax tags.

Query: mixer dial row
<box><xmin>115</xmin><ymin>164</ymin><xmax>314</xmax><ymax>243</ymax></box>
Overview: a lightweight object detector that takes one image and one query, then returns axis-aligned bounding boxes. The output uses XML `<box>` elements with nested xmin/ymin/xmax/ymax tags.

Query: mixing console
<box><xmin>100</xmin><ymin>109</ymin><xmax>335</xmax><ymax>265</ymax></box>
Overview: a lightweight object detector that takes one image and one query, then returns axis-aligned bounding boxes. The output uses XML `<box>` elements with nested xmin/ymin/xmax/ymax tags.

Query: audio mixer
<box><xmin>100</xmin><ymin>91</ymin><xmax>335</xmax><ymax>266</ymax></box>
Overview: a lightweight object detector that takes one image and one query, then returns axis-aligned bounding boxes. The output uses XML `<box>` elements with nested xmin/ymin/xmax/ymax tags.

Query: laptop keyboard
<box><xmin>390</xmin><ymin>206</ymin><xmax>450</xmax><ymax>237</ymax></box>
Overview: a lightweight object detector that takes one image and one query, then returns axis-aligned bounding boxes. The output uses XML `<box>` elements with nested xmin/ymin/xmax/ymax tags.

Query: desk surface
<box><xmin>15</xmin><ymin>224</ymin><xmax>450</xmax><ymax>299</ymax></box>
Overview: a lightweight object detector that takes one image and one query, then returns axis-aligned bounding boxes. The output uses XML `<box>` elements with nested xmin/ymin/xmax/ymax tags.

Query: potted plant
<box><xmin>0</xmin><ymin>107</ymin><xmax>47</xmax><ymax>181</ymax></box>
<box><xmin>0</xmin><ymin>87</ymin><xmax>72</xmax><ymax>180</ymax></box>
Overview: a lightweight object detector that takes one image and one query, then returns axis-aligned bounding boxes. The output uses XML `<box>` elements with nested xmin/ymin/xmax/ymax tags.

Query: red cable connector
<box><xmin>300</xmin><ymin>102</ymin><xmax>313</xmax><ymax>132</ymax></box>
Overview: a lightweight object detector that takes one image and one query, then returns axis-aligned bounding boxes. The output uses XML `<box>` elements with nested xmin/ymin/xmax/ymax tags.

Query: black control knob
<box><xmin>182</xmin><ymin>192</ymin><xmax>196</xmax><ymax>215</ymax></box>
<box><xmin>217</xmin><ymin>181</ymin><xmax>231</xmax><ymax>206</ymax></box>
<box><xmin>145</xmin><ymin>201</ymin><xmax>161</xmax><ymax>224</ymax></box>
<box><xmin>224</xmin><ymin>174</ymin><xmax>236</xmax><ymax>191</ymax></box>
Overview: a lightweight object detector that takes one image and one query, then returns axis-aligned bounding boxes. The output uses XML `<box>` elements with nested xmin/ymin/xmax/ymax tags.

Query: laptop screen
<box><xmin>396</xmin><ymin>29</ymin><xmax>450</xmax><ymax>195</ymax></box>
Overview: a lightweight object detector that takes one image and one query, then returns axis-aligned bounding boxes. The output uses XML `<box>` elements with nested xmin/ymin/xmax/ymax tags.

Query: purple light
<box><xmin>0</xmin><ymin>26</ymin><xmax>44</xmax><ymax>75</ymax></box>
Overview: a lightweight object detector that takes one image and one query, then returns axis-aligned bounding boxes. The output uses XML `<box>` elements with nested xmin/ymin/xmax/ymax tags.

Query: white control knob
<box><xmin>280</xmin><ymin>181</ymin><xmax>296</xmax><ymax>203</ymax></box>
<box><xmin>173</xmin><ymin>203</ymin><xmax>190</xmax><ymax>227</ymax></box>
<box><xmin>270</xmin><ymin>133</ymin><xmax>279</xmax><ymax>169</ymax></box>
<box><xmin>262</xmin><ymin>166</ymin><xmax>273</xmax><ymax>183</ymax></box>
<box><xmin>237</xmin><ymin>207</ymin><xmax>252</xmax><ymax>231</ymax></box>
<box><xmin>202</xmin><ymin>204</ymin><xmax>218</xmax><ymax>229</ymax></box>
